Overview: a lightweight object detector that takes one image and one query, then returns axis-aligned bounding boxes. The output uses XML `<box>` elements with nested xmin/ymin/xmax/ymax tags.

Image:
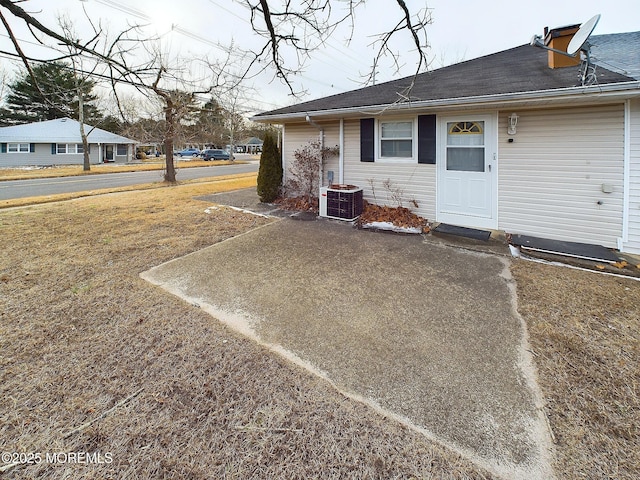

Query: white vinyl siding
<box><xmin>498</xmin><ymin>104</ymin><xmax>625</xmax><ymax>248</ymax></box>
<box><xmin>282</xmin><ymin>122</ymin><xmax>340</xmax><ymax>188</ymax></box>
<box><xmin>282</xmin><ymin>119</ymin><xmax>436</xmax><ymax>219</ymax></box>
<box><xmin>624</xmin><ymin>99</ymin><xmax>640</xmax><ymax>254</ymax></box>
<box><xmin>343</xmin><ymin>119</ymin><xmax>437</xmax><ymax>220</ymax></box>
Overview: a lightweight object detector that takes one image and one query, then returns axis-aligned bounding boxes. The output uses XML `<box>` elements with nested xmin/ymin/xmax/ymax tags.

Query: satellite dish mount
<box><xmin>530</xmin><ymin>14</ymin><xmax>601</xmax><ymax>85</ymax></box>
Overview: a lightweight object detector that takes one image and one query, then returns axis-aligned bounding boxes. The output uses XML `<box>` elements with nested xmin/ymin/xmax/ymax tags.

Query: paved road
<box><xmin>0</xmin><ymin>163</ymin><xmax>258</xmax><ymax>201</ymax></box>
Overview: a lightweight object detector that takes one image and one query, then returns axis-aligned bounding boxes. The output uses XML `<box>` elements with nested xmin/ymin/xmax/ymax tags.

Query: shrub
<box><xmin>256</xmin><ymin>133</ymin><xmax>282</xmax><ymax>202</ymax></box>
<box><xmin>285</xmin><ymin>140</ymin><xmax>339</xmax><ymax>203</ymax></box>
<box><xmin>286</xmin><ymin>140</ymin><xmax>321</xmax><ymax>203</ymax></box>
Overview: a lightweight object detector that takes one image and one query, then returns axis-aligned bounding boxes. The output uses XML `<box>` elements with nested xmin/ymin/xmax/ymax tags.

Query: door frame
<box><xmin>104</xmin><ymin>144</ymin><xmax>114</xmax><ymax>162</ymax></box>
<box><xmin>436</xmin><ymin>112</ymin><xmax>498</xmax><ymax>230</ymax></box>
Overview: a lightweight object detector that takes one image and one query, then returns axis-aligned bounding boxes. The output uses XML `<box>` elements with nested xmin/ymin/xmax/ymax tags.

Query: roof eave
<box><xmin>252</xmin><ymin>81</ymin><xmax>640</xmax><ymax>122</ymax></box>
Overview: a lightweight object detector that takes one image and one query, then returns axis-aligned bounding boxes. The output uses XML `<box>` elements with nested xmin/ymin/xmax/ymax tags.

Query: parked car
<box><xmin>201</xmin><ymin>149</ymin><xmax>230</xmax><ymax>161</ymax></box>
<box><xmin>175</xmin><ymin>148</ymin><xmax>200</xmax><ymax>157</ymax></box>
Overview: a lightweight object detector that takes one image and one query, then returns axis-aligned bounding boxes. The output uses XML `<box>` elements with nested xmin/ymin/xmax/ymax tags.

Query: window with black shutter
<box><xmin>360</xmin><ymin>115</ymin><xmax>436</xmax><ymax>164</ymax></box>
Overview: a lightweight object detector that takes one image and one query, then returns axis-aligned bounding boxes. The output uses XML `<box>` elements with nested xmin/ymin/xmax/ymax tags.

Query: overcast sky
<box><xmin>0</xmin><ymin>0</ymin><xmax>637</xmax><ymax>116</ymax></box>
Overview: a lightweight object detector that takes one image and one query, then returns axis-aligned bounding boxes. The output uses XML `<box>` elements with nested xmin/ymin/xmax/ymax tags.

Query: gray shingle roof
<box><xmin>0</xmin><ymin>117</ymin><xmax>137</xmax><ymax>144</ymax></box>
<box><xmin>255</xmin><ymin>32</ymin><xmax>638</xmax><ymax>119</ymax></box>
<box><xmin>591</xmin><ymin>32</ymin><xmax>640</xmax><ymax>80</ymax></box>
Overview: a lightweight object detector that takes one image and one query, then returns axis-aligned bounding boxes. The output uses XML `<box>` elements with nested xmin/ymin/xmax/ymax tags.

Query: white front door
<box><xmin>437</xmin><ymin>114</ymin><xmax>497</xmax><ymax>229</ymax></box>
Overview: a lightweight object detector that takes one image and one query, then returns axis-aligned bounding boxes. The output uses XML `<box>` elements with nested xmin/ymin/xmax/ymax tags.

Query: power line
<box><xmin>2</xmin><ymin>0</ymin><xmax>370</xmax><ymax>109</ymax></box>
<box><xmin>92</xmin><ymin>0</ymin><xmax>151</xmax><ymax>21</ymax></box>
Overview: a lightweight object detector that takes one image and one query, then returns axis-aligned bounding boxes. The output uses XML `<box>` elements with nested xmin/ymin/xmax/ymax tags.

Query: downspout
<box><xmin>339</xmin><ymin>119</ymin><xmax>344</xmax><ymax>184</ymax></box>
<box><xmin>280</xmin><ymin>125</ymin><xmax>286</xmax><ymax>186</ymax></box>
<box><xmin>305</xmin><ymin>114</ymin><xmax>324</xmax><ymax>189</ymax></box>
<box><xmin>619</xmin><ymin>99</ymin><xmax>631</xmax><ymax>251</ymax></box>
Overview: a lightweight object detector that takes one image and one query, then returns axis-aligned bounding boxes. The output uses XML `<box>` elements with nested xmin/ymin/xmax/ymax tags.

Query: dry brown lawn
<box><xmin>512</xmin><ymin>261</ymin><xmax>640</xmax><ymax>479</ymax></box>
<box><xmin>2</xmin><ymin>178</ymin><xmax>638</xmax><ymax>480</ymax></box>
<box><xmin>0</xmin><ymin>159</ymin><xmax>239</xmax><ymax>181</ymax></box>
<box><xmin>0</xmin><ymin>173</ymin><xmax>257</xmax><ymax>210</ymax></box>
<box><xmin>0</xmin><ymin>180</ymin><xmax>490</xmax><ymax>479</ymax></box>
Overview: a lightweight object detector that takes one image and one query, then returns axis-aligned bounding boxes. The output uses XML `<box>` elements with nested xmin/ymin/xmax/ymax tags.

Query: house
<box><xmin>236</xmin><ymin>136</ymin><xmax>264</xmax><ymax>154</ymax></box>
<box><xmin>0</xmin><ymin>117</ymin><xmax>137</xmax><ymax>166</ymax></box>
<box><xmin>253</xmin><ymin>24</ymin><xmax>640</xmax><ymax>254</ymax></box>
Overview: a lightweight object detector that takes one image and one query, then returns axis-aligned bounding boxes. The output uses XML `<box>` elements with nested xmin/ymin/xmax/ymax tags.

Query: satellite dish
<box><xmin>567</xmin><ymin>14</ymin><xmax>600</xmax><ymax>55</ymax></box>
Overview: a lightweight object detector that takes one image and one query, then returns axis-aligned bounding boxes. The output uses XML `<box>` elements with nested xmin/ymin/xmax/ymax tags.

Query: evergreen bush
<box><xmin>257</xmin><ymin>133</ymin><xmax>282</xmax><ymax>202</ymax></box>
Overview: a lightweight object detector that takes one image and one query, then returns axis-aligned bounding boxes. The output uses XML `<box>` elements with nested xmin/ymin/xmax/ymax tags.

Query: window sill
<box><xmin>375</xmin><ymin>157</ymin><xmax>416</xmax><ymax>164</ymax></box>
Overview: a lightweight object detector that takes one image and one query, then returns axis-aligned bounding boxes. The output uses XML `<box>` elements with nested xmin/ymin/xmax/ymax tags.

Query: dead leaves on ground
<box><xmin>358</xmin><ymin>201</ymin><xmax>428</xmax><ymax>230</ymax></box>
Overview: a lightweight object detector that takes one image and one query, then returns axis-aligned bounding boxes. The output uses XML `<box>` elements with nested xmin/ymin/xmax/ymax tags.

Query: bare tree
<box><xmin>196</xmin><ymin>97</ymin><xmax>227</xmax><ymax>148</ymax></box>
<box><xmin>2</xmin><ymin>0</ymin><xmax>431</xmax><ymax>93</ymax></box>
<box><xmin>59</xmin><ymin>14</ymin><xmax>104</xmax><ymax>171</ymax></box>
<box><xmin>0</xmin><ymin>64</ymin><xmax>8</xmax><ymax>101</ymax></box>
<box><xmin>240</xmin><ymin>0</ymin><xmax>432</xmax><ymax>93</ymax></box>
<box><xmin>0</xmin><ymin>0</ymin><xmax>204</xmax><ymax>182</ymax></box>
<box><xmin>150</xmin><ymin>70</ymin><xmax>205</xmax><ymax>181</ymax></box>
<box><xmin>216</xmin><ymin>80</ymin><xmax>257</xmax><ymax>161</ymax></box>
<box><xmin>0</xmin><ymin>64</ymin><xmax>12</xmax><ymax>124</ymax></box>
<box><xmin>0</xmin><ymin>0</ymin><xmax>432</xmax><ymax>181</ymax></box>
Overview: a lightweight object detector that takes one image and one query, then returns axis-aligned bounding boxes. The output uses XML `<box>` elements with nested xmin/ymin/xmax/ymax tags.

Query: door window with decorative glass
<box><xmin>446</xmin><ymin>121</ymin><xmax>484</xmax><ymax>172</ymax></box>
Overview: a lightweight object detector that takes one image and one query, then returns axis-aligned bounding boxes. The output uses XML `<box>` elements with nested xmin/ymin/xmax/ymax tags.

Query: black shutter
<box><xmin>360</xmin><ymin>118</ymin><xmax>374</xmax><ymax>162</ymax></box>
<box><xmin>51</xmin><ymin>143</ymin><xmax>57</xmax><ymax>155</ymax></box>
<box><xmin>417</xmin><ymin>114</ymin><xmax>436</xmax><ymax>164</ymax></box>
<box><xmin>30</xmin><ymin>143</ymin><xmax>35</xmax><ymax>153</ymax></box>
<box><xmin>0</xmin><ymin>143</ymin><xmax>6</xmax><ymax>153</ymax></box>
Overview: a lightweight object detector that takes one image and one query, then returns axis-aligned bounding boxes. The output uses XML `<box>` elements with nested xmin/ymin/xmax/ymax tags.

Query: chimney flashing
<box><xmin>544</xmin><ymin>24</ymin><xmax>581</xmax><ymax>45</ymax></box>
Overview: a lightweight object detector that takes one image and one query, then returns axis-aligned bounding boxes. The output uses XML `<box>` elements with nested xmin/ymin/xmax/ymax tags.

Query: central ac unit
<box><xmin>319</xmin><ymin>185</ymin><xmax>363</xmax><ymax>221</ymax></box>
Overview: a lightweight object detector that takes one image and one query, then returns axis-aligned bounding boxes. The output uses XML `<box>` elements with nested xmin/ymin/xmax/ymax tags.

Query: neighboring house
<box><xmin>253</xmin><ymin>25</ymin><xmax>640</xmax><ymax>254</ymax></box>
<box><xmin>237</xmin><ymin>136</ymin><xmax>264</xmax><ymax>154</ymax></box>
<box><xmin>0</xmin><ymin>117</ymin><xmax>137</xmax><ymax>166</ymax></box>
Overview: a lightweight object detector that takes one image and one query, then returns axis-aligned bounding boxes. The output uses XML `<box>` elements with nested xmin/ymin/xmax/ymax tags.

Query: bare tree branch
<box><xmin>236</xmin><ymin>0</ymin><xmax>431</xmax><ymax>97</ymax></box>
<box><xmin>0</xmin><ymin>8</ymin><xmax>51</xmax><ymax>104</ymax></box>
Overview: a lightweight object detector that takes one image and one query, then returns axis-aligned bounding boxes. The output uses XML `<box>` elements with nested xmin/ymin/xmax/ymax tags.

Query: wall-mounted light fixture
<box><xmin>508</xmin><ymin>113</ymin><xmax>519</xmax><ymax>135</ymax></box>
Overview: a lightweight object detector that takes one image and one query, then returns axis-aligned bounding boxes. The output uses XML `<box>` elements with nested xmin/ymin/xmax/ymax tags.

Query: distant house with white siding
<box><xmin>253</xmin><ymin>25</ymin><xmax>640</xmax><ymax>254</ymax></box>
<box><xmin>0</xmin><ymin>117</ymin><xmax>137</xmax><ymax>166</ymax></box>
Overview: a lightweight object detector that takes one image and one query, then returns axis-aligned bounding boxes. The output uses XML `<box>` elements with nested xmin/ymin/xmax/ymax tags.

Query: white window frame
<box><xmin>116</xmin><ymin>144</ymin><xmax>128</xmax><ymax>156</ymax></box>
<box><xmin>8</xmin><ymin>143</ymin><xmax>30</xmax><ymax>153</ymax></box>
<box><xmin>57</xmin><ymin>144</ymin><xmax>84</xmax><ymax>154</ymax></box>
<box><xmin>375</xmin><ymin>117</ymin><xmax>417</xmax><ymax>163</ymax></box>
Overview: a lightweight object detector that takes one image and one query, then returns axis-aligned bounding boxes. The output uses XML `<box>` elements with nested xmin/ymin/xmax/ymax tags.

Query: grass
<box><xmin>511</xmin><ymin>261</ymin><xmax>640</xmax><ymax>479</ymax></box>
<box><xmin>0</xmin><ymin>158</ymin><xmax>243</xmax><ymax>181</ymax></box>
<box><xmin>1</xmin><ymin>178</ymin><xmax>638</xmax><ymax>479</ymax></box>
<box><xmin>0</xmin><ymin>180</ymin><xmax>490</xmax><ymax>479</ymax></box>
<box><xmin>0</xmin><ymin>172</ymin><xmax>258</xmax><ymax>209</ymax></box>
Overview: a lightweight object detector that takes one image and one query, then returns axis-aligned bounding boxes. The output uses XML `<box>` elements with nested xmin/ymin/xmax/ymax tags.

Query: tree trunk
<box><xmin>164</xmin><ymin>99</ymin><xmax>176</xmax><ymax>183</ymax></box>
<box><xmin>77</xmin><ymin>90</ymin><xmax>91</xmax><ymax>171</ymax></box>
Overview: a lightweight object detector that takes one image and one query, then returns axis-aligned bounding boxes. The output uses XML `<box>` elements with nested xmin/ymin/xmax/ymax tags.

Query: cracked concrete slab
<box><xmin>141</xmin><ymin>217</ymin><xmax>555</xmax><ymax>479</ymax></box>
